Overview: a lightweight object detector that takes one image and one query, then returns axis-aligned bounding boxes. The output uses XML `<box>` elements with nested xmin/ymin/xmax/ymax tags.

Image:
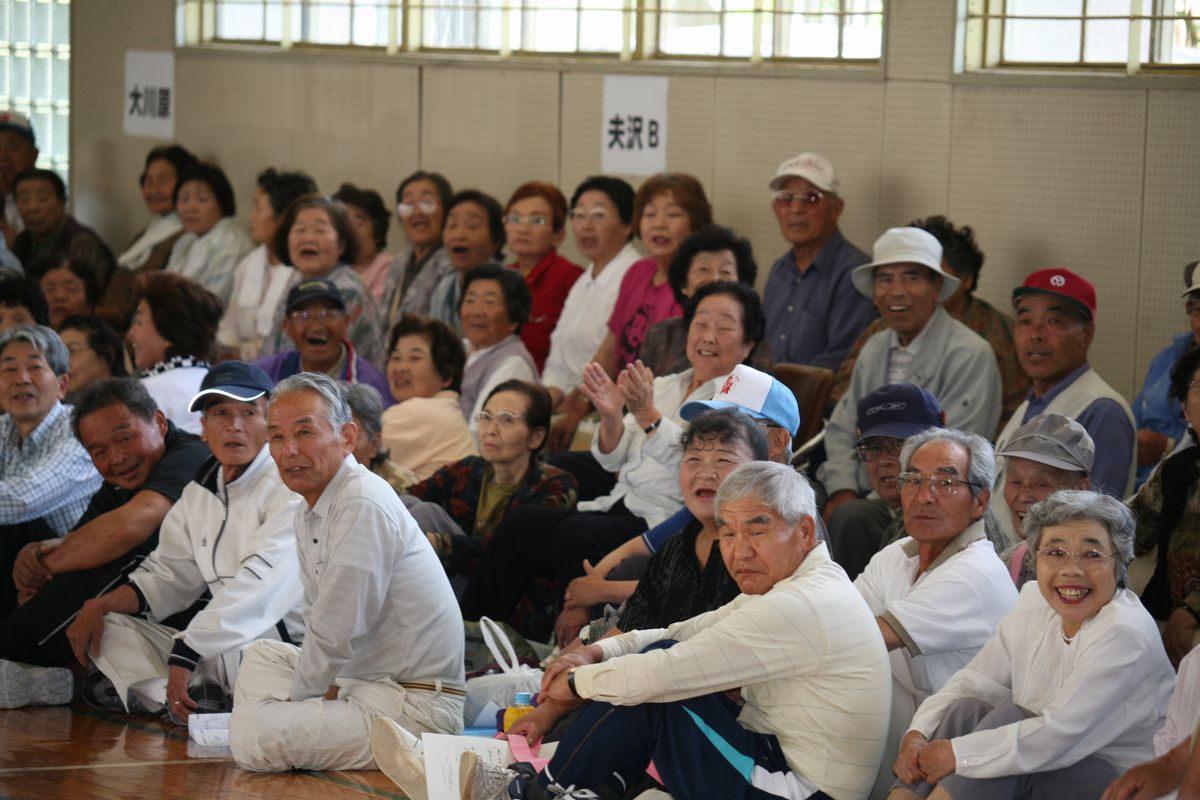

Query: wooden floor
<box><xmin>0</xmin><ymin>702</ymin><xmax>413</xmax><ymax>800</ymax></box>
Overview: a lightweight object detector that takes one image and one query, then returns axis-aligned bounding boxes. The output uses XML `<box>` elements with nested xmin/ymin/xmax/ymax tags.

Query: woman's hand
<box><xmin>564</xmin><ymin>561</ymin><xmax>614</xmax><ymax>609</ymax></box>
<box><xmin>916</xmin><ymin>739</ymin><xmax>956</xmax><ymax>785</ymax></box>
<box><xmin>893</xmin><ymin>730</ymin><xmax>929</xmax><ymax>785</ymax></box>
<box><xmin>540</xmin><ymin>645</ymin><xmax>602</xmax><ymax>695</ymax></box>
<box><xmin>1163</xmin><ymin>607</ymin><xmax>1198</xmax><ymax>667</ymax></box>
<box><xmin>579</xmin><ymin>362</ymin><xmax>624</xmax><ymax>422</ymax></box>
<box><xmin>505</xmin><ymin>697</ymin><xmax>573</xmax><ymax>744</ymax></box>
<box><xmin>617</xmin><ymin>360</ymin><xmax>658</xmax><ymax>430</ymax></box>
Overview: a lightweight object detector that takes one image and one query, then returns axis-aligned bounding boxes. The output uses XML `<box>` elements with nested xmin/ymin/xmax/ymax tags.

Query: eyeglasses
<box><xmin>857</xmin><ymin>438</ymin><xmax>903</xmax><ymax>462</ymax></box>
<box><xmin>1036</xmin><ymin>545</ymin><xmax>1114</xmax><ymax>572</ymax></box>
<box><xmin>896</xmin><ymin>472</ymin><xmax>981</xmax><ymax>497</ymax></box>
<box><xmin>772</xmin><ymin>189</ymin><xmax>824</xmax><ymax>208</ymax></box>
<box><xmin>569</xmin><ymin>209</ymin><xmax>613</xmax><ymax>225</ymax></box>
<box><xmin>475</xmin><ymin>410</ymin><xmax>526</xmax><ymax>428</ymax></box>
<box><xmin>504</xmin><ymin>213</ymin><xmax>549</xmax><ymax>227</ymax></box>
<box><xmin>288</xmin><ymin>308</ymin><xmax>344</xmax><ymax>322</ymax></box>
<box><xmin>398</xmin><ymin>199</ymin><xmax>438</xmax><ymax>218</ymax></box>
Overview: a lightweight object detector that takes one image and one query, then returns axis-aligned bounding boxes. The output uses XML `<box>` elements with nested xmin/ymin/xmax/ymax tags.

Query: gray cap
<box><xmin>997</xmin><ymin>412</ymin><xmax>1094</xmax><ymax>474</ymax></box>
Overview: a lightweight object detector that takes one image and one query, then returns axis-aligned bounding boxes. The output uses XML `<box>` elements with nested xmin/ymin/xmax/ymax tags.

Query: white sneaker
<box><xmin>370</xmin><ymin>716</ymin><xmax>428</xmax><ymax>800</ymax></box>
<box><xmin>459</xmin><ymin>750</ymin><xmax>517</xmax><ymax>800</ymax></box>
<box><xmin>0</xmin><ymin>659</ymin><xmax>72</xmax><ymax>709</ymax></box>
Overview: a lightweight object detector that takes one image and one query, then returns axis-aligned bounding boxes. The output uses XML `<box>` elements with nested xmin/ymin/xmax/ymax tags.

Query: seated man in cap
<box><xmin>997</xmin><ymin>268</ymin><xmax>1135</xmax><ymax>502</ymax></box>
<box><xmin>254</xmin><ymin>277</ymin><xmax>391</xmax><ymax>405</ymax></box>
<box><xmin>64</xmin><ymin>362</ymin><xmax>304</xmax><ymax>719</ymax></box>
<box><xmin>820</xmin><ymin>227</ymin><xmax>1002</xmax><ymax>524</ymax></box>
<box><xmin>995</xmin><ymin>412</ymin><xmax>1093</xmax><ymax>587</ymax></box>
<box><xmin>0</xmin><ymin>377</ymin><xmax>209</xmax><ymax>707</ymax></box>
<box><xmin>827</xmin><ymin>383</ymin><xmax>943</xmax><ymax>580</ymax></box>
<box><xmin>855</xmin><ymin>427</ymin><xmax>1017</xmax><ymax>800</ymax></box>
<box><xmin>761</xmin><ymin>152</ymin><xmax>875</xmax><ymax>371</ymax></box>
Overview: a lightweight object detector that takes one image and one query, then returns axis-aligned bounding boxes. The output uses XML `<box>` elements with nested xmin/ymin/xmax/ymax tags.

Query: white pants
<box><xmin>229</xmin><ymin>639</ymin><xmax>464</xmax><ymax>772</ymax></box>
<box><xmin>91</xmin><ymin>613</ymin><xmax>234</xmax><ymax>713</ymax></box>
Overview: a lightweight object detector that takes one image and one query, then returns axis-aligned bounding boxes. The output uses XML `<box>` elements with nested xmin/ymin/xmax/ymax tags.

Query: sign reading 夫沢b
<box><xmin>601</xmin><ymin>75</ymin><xmax>667</xmax><ymax>176</ymax></box>
<box><xmin>124</xmin><ymin>50</ymin><xmax>175</xmax><ymax>139</ymax></box>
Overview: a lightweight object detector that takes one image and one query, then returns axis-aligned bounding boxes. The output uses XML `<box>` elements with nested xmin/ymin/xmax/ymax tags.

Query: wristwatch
<box><xmin>566</xmin><ymin>668</ymin><xmax>581</xmax><ymax>698</ymax></box>
<box><xmin>578</xmin><ymin>623</ymin><xmax>593</xmax><ymax>645</ymax></box>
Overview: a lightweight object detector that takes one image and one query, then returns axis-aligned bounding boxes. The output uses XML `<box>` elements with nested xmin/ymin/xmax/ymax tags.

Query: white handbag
<box><xmin>463</xmin><ymin>616</ymin><xmax>544</xmax><ymax>727</ymax></box>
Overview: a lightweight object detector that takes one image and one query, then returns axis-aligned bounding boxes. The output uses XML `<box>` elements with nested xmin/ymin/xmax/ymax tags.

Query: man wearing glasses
<box><xmin>854</xmin><ymin>427</ymin><xmax>1017</xmax><ymax>799</ymax></box>
<box><xmin>761</xmin><ymin>152</ymin><xmax>876</xmax><ymax>370</ymax></box>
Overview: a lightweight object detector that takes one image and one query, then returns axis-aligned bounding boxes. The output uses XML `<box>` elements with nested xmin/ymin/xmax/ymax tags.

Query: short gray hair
<box><xmin>900</xmin><ymin>427</ymin><xmax>996</xmax><ymax>501</ymax></box>
<box><xmin>714</xmin><ymin>461</ymin><xmax>816</xmax><ymax>526</ymax></box>
<box><xmin>271</xmin><ymin>372</ymin><xmax>353</xmax><ymax>431</ymax></box>
<box><xmin>1025</xmin><ymin>489</ymin><xmax>1135</xmax><ymax>589</ymax></box>
<box><xmin>0</xmin><ymin>324</ymin><xmax>69</xmax><ymax>376</ymax></box>
<box><xmin>338</xmin><ymin>381</ymin><xmax>383</xmax><ymax>439</ymax></box>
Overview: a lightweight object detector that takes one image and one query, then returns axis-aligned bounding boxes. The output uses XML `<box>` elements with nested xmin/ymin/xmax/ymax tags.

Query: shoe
<box><xmin>80</xmin><ymin>672</ymin><xmax>126</xmax><ymax>712</ymax></box>
<box><xmin>458</xmin><ymin>751</ymin><xmax>518</xmax><ymax>800</ymax></box>
<box><xmin>0</xmin><ymin>659</ymin><xmax>73</xmax><ymax>708</ymax></box>
<box><xmin>371</xmin><ymin>716</ymin><xmax>428</xmax><ymax>800</ymax></box>
<box><xmin>188</xmin><ymin>682</ymin><xmax>232</xmax><ymax>713</ymax></box>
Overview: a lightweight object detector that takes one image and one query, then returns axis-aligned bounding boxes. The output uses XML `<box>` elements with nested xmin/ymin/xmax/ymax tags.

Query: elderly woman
<box><xmin>333</xmin><ymin>183</ymin><xmax>392</xmax><ymax>302</ymax></box>
<box><xmin>0</xmin><ymin>274</ymin><xmax>47</xmax><ymax>329</ymax></box>
<box><xmin>127</xmin><ymin>271</ymin><xmax>222</xmax><ymax>434</ymax></box>
<box><xmin>217</xmin><ymin>168</ymin><xmax>317</xmax><ymax>361</ymax></box>
<box><xmin>428</xmin><ymin>189</ymin><xmax>506</xmax><ymax>335</ymax></box>
<box><xmin>12</xmin><ymin>168</ymin><xmax>116</xmax><ymax>291</ymax></box>
<box><xmin>1131</xmin><ymin>344</ymin><xmax>1200</xmax><ymax>666</ymax></box>
<box><xmin>164</xmin><ymin>162</ymin><xmax>252</xmax><ymax>306</ymax></box>
<box><xmin>459</xmin><ymin>280</ymin><xmax>765</xmax><ymax>629</ymax></box>
<box><xmin>403</xmin><ymin>380</ymin><xmax>576</xmax><ymax>581</ymax></box>
<box><xmin>457</xmin><ymin>264</ymin><xmax>538</xmax><ymax>431</ymax></box>
<box><xmin>542</xmin><ymin>177</ymin><xmax>638</xmax><ymax>412</ymax></box>
<box><xmin>99</xmin><ymin>144</ymin><xmax>198</xmax><ymax>330</ymax></box>
<box><xmin>380</xmin><ymin>314</ymin><xmax>475</xmax><ymax>480</ymax></box>
<box><xmin>639</xmin><ymin>223</ymin><xmax>760</xmax><ymax>376</ymax></box>
<box><xmin>37</xmin><ymin>255</ymin><xmax>99</xmax><ymax>329</ymax></box>
<box><xmin>259</xmin><ymin>194</ymin><xmax>384</xmax><ymax>366</ymax></box>
<box><xmin>503</xmin><ymin>181</ymin><xmax>582</xmax><ymax>372</ymax></box>
<box><xmin>549</xmin><ymin>173</ymin><xmax>712</xmax><ymax>451</ymax></box>
<box><xmin>339</xmin><ymin>381</ymin><xmax>418</xmax><ymax>496</ymax></box>
<box><xmin>382</xmin><ymin>170</ymin><xmax>454</xmax><ymax>326</ymax></box>
<box><xmin>891</xmin><ymin>490</ymin><xmax>1175</xmax><ymax>800</ymax></box>
<box><xmin>59</xmin><ymin>314</ymin><xmax>127</xmax><ymax>403</ymax></box>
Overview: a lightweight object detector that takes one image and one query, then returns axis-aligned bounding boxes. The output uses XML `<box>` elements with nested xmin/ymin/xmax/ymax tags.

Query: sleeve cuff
<box><xmin>128</xmin><ymin>581</ymin><xmax>150</xmax><ymax>616</ymax></box>
<box><xmin>168</xmin><ymin>638</ymin><xmax>201</xmax><ymax>671</ymax></box>
<box><xmin>880</xmin><ymin>609</ymin><xmax>922</xmax><ymax>655</ymax></box>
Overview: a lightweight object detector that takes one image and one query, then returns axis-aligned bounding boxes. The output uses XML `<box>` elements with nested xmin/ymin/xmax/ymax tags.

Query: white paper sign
<box><xmin>124</xmin><ymin>50</ymin><xmax>175</xmax><ymax>139</ymax></box>
<box><xmin>601</xmin><ymin>75</ymin><xmax>668</xmax><ymax>176</ymax></box>
<box><xmin>421</xmin><ymin>733</ymin><xmax>511</xmax><ymax>800</ymax></box>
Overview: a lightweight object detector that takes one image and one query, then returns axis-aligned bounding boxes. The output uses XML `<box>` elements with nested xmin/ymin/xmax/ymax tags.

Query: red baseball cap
<box><xmin>1012</xmin><ymin>268</ymin><xmax>1096</xmax><ymax>321</ymax></box>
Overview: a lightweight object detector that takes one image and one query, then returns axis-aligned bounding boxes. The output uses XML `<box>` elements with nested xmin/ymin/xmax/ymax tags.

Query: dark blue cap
<box><xmin>188</xmin><ymin>361</ymin><xmax>275</xmax><ymax>412</ymax></box>
<box><xmin>854</xmin><ymin>383</ymin><xmax>943</xmax><ymax>446</ymax></box>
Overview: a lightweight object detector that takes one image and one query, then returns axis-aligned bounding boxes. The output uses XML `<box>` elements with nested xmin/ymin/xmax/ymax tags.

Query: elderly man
<box><xmin>820</xmin><ymin>227</ymin><xmax>1001</xmax><ymax>523</ymax></box>
<box><xmin>827</xmin><ymin>383</ymin><xmax>943</xmax><ymax>580</ymax></box>
<box><xmin>229</xmin><ymin>372</ymin><xmax>464</xmax><ymax>772</ymax></box>
<box><xmin>0</xmin><ymin>111</ymin><xmax>38</xmax><ymax>247</ymax></box>
<box><xmin>761</xmin><ymin>152</ymin><xmax>875</xmax><ymax>370</ymax></box>
<box><xmin>0</xmin><ymin>325</ymin><xmax>101</xmax><ymax>613</ymax></box>
<box><xmin>997</xmin><ymin>268</ymin><xmax>1135</xmax><ymax>498</ymax></box>
<box><xmin>64</xmin><ymin>362</ymin><xmax>304</xmax><ymax>719</ymax></box>
<box><xmin>440</xmin><ymin>462</ymin><xmax>891</xmax><ymax>800</ymax></box>
<box><xmin>995</xmin><ymin>413</ymin><xmax>1093</xmax><ymax>587</ymax></box>
<box><xmin>0</xmin><ymin>377</ymin><xmax>209</xmax><ymax>707</ymax></box>
<box><xmin>854</xmin><ymin>428</ymin><xmax>1017</xmax><ymax>799</ymax></box>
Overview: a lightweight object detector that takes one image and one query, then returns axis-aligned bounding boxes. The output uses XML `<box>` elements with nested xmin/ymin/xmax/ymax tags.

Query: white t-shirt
<box><xmin>141</xmin><ymin>364</ymin><xmax>208</xmax><ymax>435</ymax></box>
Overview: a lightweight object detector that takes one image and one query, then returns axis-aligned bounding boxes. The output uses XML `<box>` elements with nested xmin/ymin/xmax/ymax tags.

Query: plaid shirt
<box><xmin>1131</xmin><ymin>447</ymin><xmax>1200</xmax><ymax>619</ymax></box>
<box><xmin>0</xmin><ymin>401</ymin><xmax>102</xmax><ymax>534</ymax></box>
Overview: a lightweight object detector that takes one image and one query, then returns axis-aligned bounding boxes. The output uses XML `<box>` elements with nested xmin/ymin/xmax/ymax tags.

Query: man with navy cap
<box><xmin>65</xmin><ymin>362</ymin><xmax>304</xmax><ymax>720</ymax></box>
<box><xmin>827</xmin><ymin>383</ymin><xmax>943</xmax><ymax>580</ymax></box>
<box><xmin>819</xmin><ymin>227</ymin><xmax>1001</xmax><ymax>524</ymax></box>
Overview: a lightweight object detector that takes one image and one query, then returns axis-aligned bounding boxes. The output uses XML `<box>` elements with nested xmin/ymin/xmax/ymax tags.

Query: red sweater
<box><xmin>510</xmin><ymin>249</ymin><xmax>582</xmax><ymax>372</ymax></box>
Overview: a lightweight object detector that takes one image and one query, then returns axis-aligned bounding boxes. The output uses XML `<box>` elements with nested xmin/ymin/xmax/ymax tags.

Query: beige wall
<box><xmin>71</xmin><ymin>1</ymin><xmax>1200</xmax><ymax>399</ymax></box>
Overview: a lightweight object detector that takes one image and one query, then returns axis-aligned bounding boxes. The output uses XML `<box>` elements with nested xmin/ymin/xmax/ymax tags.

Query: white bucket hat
<box><xmin>850</xmin><ymin>227</ymin><xmax>960</xmax><ymax>303</ymax></box>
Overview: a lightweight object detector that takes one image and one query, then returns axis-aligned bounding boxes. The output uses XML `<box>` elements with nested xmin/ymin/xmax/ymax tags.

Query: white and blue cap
<box><xmin>680</xmin><ymin>364</ymin><xmax>800</xmax><ymax>436</ymax></box>
<box><xmin>188</xmin><ymin>360</ymin><xmax>275</xmax><ymax>412</ymax></box>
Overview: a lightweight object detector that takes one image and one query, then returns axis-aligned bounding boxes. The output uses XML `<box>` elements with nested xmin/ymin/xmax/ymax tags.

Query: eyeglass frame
<box><xmin>895</xmin><ymin>471</ymin><xmax>982</xmax><ymax>498</ymax></box>
<box><xmin>857</xmin><ymin>437</ymin><xmax>904</xmax><ymax>463</ymax></box>
<box><xmin>569</xmin><ymin>208</ymin><xmax>614</xmax><ymax>225</ymax></box>
<box><xmin>1035</xmin><ymin>545</ymin><xmax>1115</xmax><ymax>572</ymax></box>
<box><xmin>504</xmin><ymin>212</ymin><xmax>550</xmax><ymax>227</ymax></box>
<box><xmin>397</xmin><ymin>199</ymin><xmax>439</xmax><ymax>218</ymax></box>
<box><xmin>287</xmin><ymin>307</ymin><xmax>346</xmax><ymax>322</ymax></box>
<box><xmin>474</xmin><ymin>410</ymin><xmax>528</xmax><ymax>428</ymax></box>
<box><xmin>772</xmin><ymin>189</ymin><xmax>825</xmax><ymax>208</ymax></box>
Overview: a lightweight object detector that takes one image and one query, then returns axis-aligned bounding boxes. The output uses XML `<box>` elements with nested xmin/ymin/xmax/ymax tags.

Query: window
<box><xmin>181</xmin><ymin>0</ymin><xmax>884</xmax><ymax>61</ymax></box>
<box><xmin>965</xmin><ymin>0</ymin><xmax>1200</xmax><ymax>70</ymax></box>
<box><xmin>0</xmin><ymin>0</ymin><xmax>70</xmax><ymax>180</ymax></box>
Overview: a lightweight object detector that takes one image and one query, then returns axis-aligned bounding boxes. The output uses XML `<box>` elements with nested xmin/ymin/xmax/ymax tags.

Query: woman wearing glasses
<box><xmin>502</xmin><ymin>181</ymin><xmax>582</xmax><ymax>373</ymax></box>
<box><xmin>381</xmin><ymin>170</ymin><xmax>455</xmax><ymax>327</ymax></box>
<box><xmin>890</xmin><ymin>490</ymin><xmax>1175</xmax><ymax>800</ymax></box>
<box><xmin>403</xmin><ymin>380</ymin><xmax>577</xmax><ymax>581</ymax></box>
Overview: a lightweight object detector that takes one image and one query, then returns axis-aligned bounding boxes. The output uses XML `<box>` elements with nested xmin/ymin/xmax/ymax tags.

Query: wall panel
<box><xmin>880</xmin><ymin>80</ymin><xmax>952</xmax><ymax>229</ymax></box>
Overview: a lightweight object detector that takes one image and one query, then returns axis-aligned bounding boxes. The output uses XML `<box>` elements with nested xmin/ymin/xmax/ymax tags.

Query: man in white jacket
<box><xmin>67</xmin><ymin>361</ymin><xmax>303</xmax><ymax>719</ymax></box>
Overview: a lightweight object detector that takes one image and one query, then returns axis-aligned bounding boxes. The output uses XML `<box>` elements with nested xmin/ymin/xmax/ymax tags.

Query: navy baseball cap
<box><xmin>188</xmin><ymin>361</ymin><xmax>275</xmax><ymax>412</ymax></box>
<box><xmin>286</xmin><ymin>277</ymin><xmax>346</xmax><ymax>314</ymax></box>
<box><xmin>854</xmin><ymin>383</ymin><xmax>943</xmax><ymax>446</ymax></box>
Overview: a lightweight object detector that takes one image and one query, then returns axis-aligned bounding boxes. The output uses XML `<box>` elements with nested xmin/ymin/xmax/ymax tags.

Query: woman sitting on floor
<box><xmin>891</xmin><ymin>490</ymin><xmax>1175</xmax><ymax>800</ymax></box>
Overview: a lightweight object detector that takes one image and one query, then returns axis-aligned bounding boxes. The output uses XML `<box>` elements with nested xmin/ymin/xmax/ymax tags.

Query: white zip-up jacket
<box><xmin>129</xmin><ymin>444</ymin><xmax>305</xmax><ymax>670</ymax></box>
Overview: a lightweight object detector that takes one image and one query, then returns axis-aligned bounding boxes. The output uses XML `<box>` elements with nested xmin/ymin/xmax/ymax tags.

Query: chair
<box><xmin>770</xmin><ymin>362</ymin><xmax>834</xmax><ymax>446</ymax></box>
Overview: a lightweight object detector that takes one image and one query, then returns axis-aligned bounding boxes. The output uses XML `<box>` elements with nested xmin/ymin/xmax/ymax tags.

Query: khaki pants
<box><xmin>229</xmin><ymin>639</ymin><xmax>463</xmax><ymax>772</ymax></box>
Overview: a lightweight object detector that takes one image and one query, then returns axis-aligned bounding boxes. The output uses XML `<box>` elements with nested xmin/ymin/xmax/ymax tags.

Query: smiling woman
<box><xmin>164</xmin><ymin>163</ymin><xmax>252</xmax><ymax>307</ymax></box>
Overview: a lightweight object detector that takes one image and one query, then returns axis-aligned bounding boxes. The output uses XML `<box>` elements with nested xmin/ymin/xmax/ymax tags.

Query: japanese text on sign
<box><xmin>601</xmin><ymin>76</ymin><xmax>667</xmax><ymax>175</ymax></box>
<box><xmin>124</xmin><ymin>50</ymin><xmax>175</xmax><ymax>139</ymax></box>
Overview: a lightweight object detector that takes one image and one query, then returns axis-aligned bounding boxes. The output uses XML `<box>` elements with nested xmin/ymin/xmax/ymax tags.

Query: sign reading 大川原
<box><xmin>601</xmin><ymin>75</ymin><xmax>667</xmax><ymax>176</ymax></box>
<box><xmin>124</xmin><ymin>50</ymin><xmax>175</xmax><ymax>139</ymax></box>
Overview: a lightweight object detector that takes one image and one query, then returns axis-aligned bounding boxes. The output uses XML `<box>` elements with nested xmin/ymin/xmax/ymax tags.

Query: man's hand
<box><xmin>916</xmin><ymin>739</ymin><xmax>956</xmax><ymax>785</ymax></box>
<box><xmin>1164</xmin><ymin>606</ymin><xmax>1199</xmax><ymax>667</ymax></box>
<box><xmin>504</xmin><ymin>697</ymin><xmax>574</xmax><ymax>743</ymax></box>
<box><xmin>893</xmin><ymin>730</ymin><xmax>929</xmax><ymax>786</ymax></box>
<box><xmin>13</xmin><ymin>540</ymin><xmax>57</xmax><ymax>597</ymax></box>
<box><xmin>822</xmin><ymin>489</ymin><xmax>858</xmax><ymax>523</ymax></box>
<box><xmin>555</xmin><ymin>606</ymin><xmax>590</xmax><ymax>648</ymax></box>
<box><xmin>1102</xmin><ymin>738</ymin><xmax>1191</xmax><ymax>800</ymax></box>
<box><xmin>66</xmin><ymin>598</ymin><xmax>108</xmax><ymax>668</ymax></box>
<box><xmin>540</xmin><ymin>645</ymin><xmax>602</xmax><ymax>696</ymax></box>
<box><xmin>166</xmin><ymin>665</ymin><xmax>198</xmax><ymax>723</ymax></box>
<box><xmin>323</xmin><ymin>684</ymin><xmax>339</xmax><ymax>700</ymax></box>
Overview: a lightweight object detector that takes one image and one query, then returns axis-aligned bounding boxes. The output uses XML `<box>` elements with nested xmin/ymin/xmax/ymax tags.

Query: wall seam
<box><xmin>1133</xmin><ymin>87</ymin><xmax>1151</xmax><ymax>392</ymax></box>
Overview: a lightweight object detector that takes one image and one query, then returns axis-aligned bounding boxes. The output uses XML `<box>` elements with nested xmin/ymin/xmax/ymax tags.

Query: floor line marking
<box><xmin>0</xmin><ymin>758</ymin><xmax>203</xmax><ymax>774</ymax></box>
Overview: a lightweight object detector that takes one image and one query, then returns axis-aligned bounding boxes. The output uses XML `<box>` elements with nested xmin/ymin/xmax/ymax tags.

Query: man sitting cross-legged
<box><xmin>65</xmin><ymin>361</ymin><xmax>304</xmax><ymax>720</ymax></box>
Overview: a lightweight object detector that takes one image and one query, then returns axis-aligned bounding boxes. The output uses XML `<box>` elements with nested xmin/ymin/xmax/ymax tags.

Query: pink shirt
<box><xmin>607</xmin><ymin>257</ymin><xmax>682</xmax><ymax>371</ymax></box>
<box><xmin>356</xmin><ymin>251</ymin><xmax>394</xmax><ymax>303</ymax></box>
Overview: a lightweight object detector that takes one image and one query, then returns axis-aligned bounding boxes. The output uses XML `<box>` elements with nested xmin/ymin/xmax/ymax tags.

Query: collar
<box><xmin>465</xmin><ymin>333</ymin><xmax>518</xmax><ymax>357</ymax></box>
<box><xmin>1027</xmin><ymin>361</ymin><xmax>1091</xmax><ymax>403</ymax></box>
<box><xmin>20</xmin><ymin>400</ymin><xmax>67</xmax><ymax>448</ymax></box>
<box><xmin>587</xmin><ymin>242</ymin><xmax>640</xmax><ymax>284</ymax></box>
<box><xmin>899</xmin><ymin>519</ymin><xmax>987</xmax><ymax>572</ymax></box>
<box><xmin>143</xmin><ymin>354</ymin><xmax>209</xmax><ymax>377</ymax></box>
<box><xmin>309</xmin><ymin>455</ymin><xmax>359</xmax><ymax>518</ymax></box>
<box><xmin>219</xmin><ymin>442</ymin><xmax>274</xmax><ymax>494</ymax></box>
<box><xmin>519</xmin><ymin>250</ymin><xmax>561</xmax><ymax>285</ymax></box>
<box><xmin>783</xmin><ymin>228</ymin><xmax>846</xmax><ymax>276</ymax></box>
<box><xmin>887</xmin><ymin>308</ymin><xmax>938</xmax><ymax>353</ymax></box>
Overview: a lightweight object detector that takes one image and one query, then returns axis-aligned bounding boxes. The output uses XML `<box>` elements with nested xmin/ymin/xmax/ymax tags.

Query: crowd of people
<box><xmin>0</xmin><ymin>107</ymin><xmax>1198</xmax><ymax>800</ymax></box>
